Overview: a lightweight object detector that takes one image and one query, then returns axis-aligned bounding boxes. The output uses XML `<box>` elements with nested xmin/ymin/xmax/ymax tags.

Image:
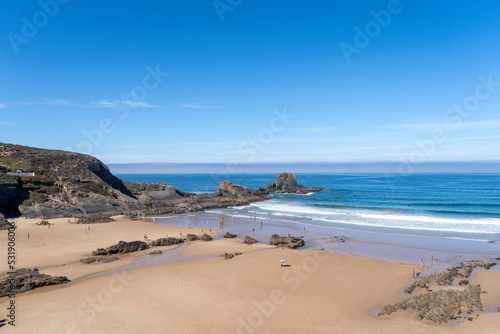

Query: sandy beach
<box><xmin>1</xmin><ymin>215</ymin><xmax>499</xmax><ymax>334</ymax></box>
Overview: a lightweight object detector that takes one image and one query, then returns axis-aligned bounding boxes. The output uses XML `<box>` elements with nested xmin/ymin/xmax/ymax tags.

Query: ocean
<box><xmin>117</xmin><ymin>173</ymin><xmax>500</xmax><ymax>263</ymax></box>
<box><xmin>117</xmin><ymin>173</ymin><xmax>500</xmax><ymax>242</ymax></box>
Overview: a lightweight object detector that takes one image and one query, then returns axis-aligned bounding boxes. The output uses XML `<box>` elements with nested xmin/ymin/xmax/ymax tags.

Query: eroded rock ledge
<box><xmin>0</xmin><ymin>268</ymin><xmax>70</xmax><ymax>297</ymax></box>
<box><xmin>380</xmin><ymin>260</ymin><xmax>497</xmax><ymax>323</ymax></box>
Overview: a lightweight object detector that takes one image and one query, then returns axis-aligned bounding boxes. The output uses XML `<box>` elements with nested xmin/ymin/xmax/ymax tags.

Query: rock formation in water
<box><xmin>262</xmin><ymin>173</ymin><xmax>323</xmax><ymax>194</ymax></box>
<box><xmin>269</xmin><ymin>234</ymin><xmax>305</xmax><ymax>248</ymax></box>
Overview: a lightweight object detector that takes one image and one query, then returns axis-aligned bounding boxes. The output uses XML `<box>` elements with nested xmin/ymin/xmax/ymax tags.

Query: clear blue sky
<box><xmin>1</xmin><ymin>1</ymin><xmax>499</xmax><ymax>165</ymax></box>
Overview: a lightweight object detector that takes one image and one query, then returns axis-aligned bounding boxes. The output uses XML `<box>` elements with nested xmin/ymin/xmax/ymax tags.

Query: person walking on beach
<box><xmin>420</xmin><ymin>259</ymin><xmax>423</xmax><ymax>267</ymax></box>
<box><xmin>27</xmin><ymin>232</ymin><xmax>30</xmax><ymax>239</ymax></box>
<box><xmin>412</xmin><ymin>270</ymin><xmax>415</xmax><ymax>280</ymax></box>
<box><xmin>425</xmin><ymin>282</ymin><xmax>430</xmax><ymax>292</ymax></box>
<box><xmin>431</xmin><ymin>253</ymin><xmax>434</xmax><ymax>262</ymax></box>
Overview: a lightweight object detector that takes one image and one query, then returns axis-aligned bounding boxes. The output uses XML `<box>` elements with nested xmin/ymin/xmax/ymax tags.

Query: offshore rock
<box><xmin>270</xmin><ymin>234</ymin><xmax>305</xmax><ymax>249</ymax></box>
<box><xmin>223</xmin><ymin>232</ymin><xmax>237</xmax><ymax>238</ymax></box>
<box><xmin>187</xmin><ymin>181</ymin><xmax>270</xmax><ymax>212</ymax></box>
<box><xmin>262</xmin><ymin>173</ymin><xmax>323</xmax><ymax>194</ymax></box>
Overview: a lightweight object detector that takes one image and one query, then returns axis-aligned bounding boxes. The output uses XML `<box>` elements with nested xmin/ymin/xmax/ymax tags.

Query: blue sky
<box><xmin>1</xmin><ymin>1</ymin><xmax>500</xmax><ymax>166</ymax></box>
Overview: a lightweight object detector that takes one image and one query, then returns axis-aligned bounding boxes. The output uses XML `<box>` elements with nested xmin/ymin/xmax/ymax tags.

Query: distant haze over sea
<box><xmin>108</xmin><ymin>162</ymin><xmax>500</xmax><ymax>174</ymax></box>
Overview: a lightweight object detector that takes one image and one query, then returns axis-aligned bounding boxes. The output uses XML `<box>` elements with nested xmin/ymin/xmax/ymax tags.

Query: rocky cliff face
<box><xmin>0</xmin><ymin>143</ymin><xmax>190</xmax><ymax>218</ymax></box>
<box><xmin>0</xmin><ymin>144</ymin><xmax>322</xmax><ymax>218</ymax></box>
<box><xmin>263</xmin><ymin>172</ymin><xmax>323</xmax><ymax>194</ymax></box>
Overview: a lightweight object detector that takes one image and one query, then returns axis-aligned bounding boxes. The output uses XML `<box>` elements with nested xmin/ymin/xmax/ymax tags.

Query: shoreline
<box><xmin>0</xmin><ymin>215</ymin><xmax>499</xmax><ymax>333</ymax></box>
<box><xmin>148</xmin><ymin>211</ymin><xmax>500</xmax><ymax>269</ymax></box>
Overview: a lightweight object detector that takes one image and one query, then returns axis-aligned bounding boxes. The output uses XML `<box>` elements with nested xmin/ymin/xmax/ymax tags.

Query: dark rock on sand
<box><xmin>224</xmin><ymin>232</ymin><xmax>237</xmax><ymax>238</ymax></box>
<box><xmin>92</xmin><ymin>240</ymin><xmax>150</xmax><ymax>256</ymax></box>
<box><xmin>457</xmin><ymin>260</ymin><xmax>496</xmax><ymax>277</ymax></box>
<box><xmin>150</xmin><ymin>237</ymin><xmax>185</xmax><ymax>247</ymax></box>
<box><xmin>148</xmin><ymin>250</ymin><xmax>163</xmax><ymax>255</ymax></box>
<box><xmin>243</xmin><ymin>236</ymin><xmax>257</xmax><ymax>245</ymax></box>
<box><xmin>200</xmin><ymin>234</ymin><xmax>213</xmax><ymax>241</ymax></box>
<box><xmin>80</xmin><ymin>256</ymin><xmax>119</xmax><ymax>264</ymax></box>
<box><xmin>270</xmin><ymin>234</ymin><xmax>305</xmax><ymax>249</ymax></box>
<box><xmin>220</xmin><ymin>252</ymin><xmax>243</xmax><ymax>259</ymax></box>
<box><xmin>404</xmin><ymin>260</ymin><xmax>496</xmax><ymax>294</ymax></box>
<box><xmin>0</xmin><ymin>217</ymin><xmax>13</xmax><ymax>231</ymax></box>
<box><xmin>262</xmin><ymin>173</ymin><xmax>323</xmax><ymax>194</ymax></box>
<box><xmin>379</xmin><ymin>285</ymin><xmax>483</xmax><ymax>324</ymax></box>
<box><xmin>221</xmin><ymin>252</ymin><xmax>234</xmax><ymax>259</ymax></box>
<box><xmin>185</xmin><ymin>234</ymin><xmax>200</xmax><ymax>241</ymax></box>
<box><xmin>0</xmin><ymin>268</ymin><xmax>70</xmax><ymax>297</ymax></box>
<box><xmin>76</xmin><ymin>215</ymin><xmax>114</xmax><ymax>224</ymax></box>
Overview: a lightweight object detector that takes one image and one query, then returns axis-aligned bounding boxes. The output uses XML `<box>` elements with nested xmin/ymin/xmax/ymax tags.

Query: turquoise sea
<box><xmin>118</xmin><ymin>173</ymin><xmax>500</xmax><ymax>243</ymax></box>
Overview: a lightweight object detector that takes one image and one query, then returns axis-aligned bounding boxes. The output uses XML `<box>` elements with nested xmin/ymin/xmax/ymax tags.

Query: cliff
<box><xmin>0</xmin><ymin>143</ymin><xmax>272</xmax><ymax>218</ymax></box>
<box><xmin>0</xmin><ymin>143</ymin><xmax>190</xmax><ymax>218</ymax></box>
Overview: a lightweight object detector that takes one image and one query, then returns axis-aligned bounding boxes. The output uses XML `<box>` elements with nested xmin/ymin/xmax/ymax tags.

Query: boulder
<box><xmin>185</xmin><ymin>234</ymin><xmax>200</xmax><ymax>241</ymax></box>
<box><xmin>243</xmin><ymin>236</ymin><xmax>257</xmax><ymax>245</ymax></box>
<box><xmin>220</xmin><ymin>252</ymin><xmax>234</xmax><ymax>259</ymax></box>
<box><xmin>263</xmin><ymin>173</ymin><xmax>323</xmax><ymax>194</ymax></box>
<box><xmin>150</xmin><ymin>237</ymin><xmax>185</xmax><ymax>247</ymax></box>
<box><xmin>269</xmin><ymin>234</ymin><xmax>305</xmax><ymax>249</ymax></box>
<box><xmin>0</xmin><ymin>268</ymin><xmax>70</xmax><ymax>297</ymax></box>
<box><xmin>92</xmin><ymin>240</ymin><xmax>150</xmax><ymax>256</ymax></box>
<box><xmin>200</xmin><ymin>234</ymin><xmax>213</xmax><ymax>241</ymax></box>
<box><xmin>223</xmin><ymin>232</ymin><xmax>237</xmax><ymax>238</ymax></box>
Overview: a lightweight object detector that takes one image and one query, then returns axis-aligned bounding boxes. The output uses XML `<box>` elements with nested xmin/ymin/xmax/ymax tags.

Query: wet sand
<box><xmin>0</xmin><ymin>215</ymin><xmax>499</xmax><ymax>333</ymax></box>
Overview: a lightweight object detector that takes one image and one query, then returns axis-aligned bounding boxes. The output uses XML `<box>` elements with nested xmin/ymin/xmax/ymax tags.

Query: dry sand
<box><xmin>0</xmin><ymin>216</ymin><xmax>499</xmax><ymax>333</ymax></box>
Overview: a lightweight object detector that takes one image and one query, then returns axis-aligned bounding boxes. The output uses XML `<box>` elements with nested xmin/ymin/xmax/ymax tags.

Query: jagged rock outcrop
<box><xmin>187</xmin><ymin>181</ymin><xmax>271</xmax><ymax>212</ymax></box>
<box><xmin>149</xmin><ymin>237</ymin><xmax>185</xmax><ymax>247</ymax></box>
<box><xmin>262</xmin><ymin>173</ymin><xmax>323</xmax><ymax>194</ymax></box>
<box><xmin>457</xmin><ymin>260</ymin><xmax>496</xmax><ymax>277</ymax></box>
<box><xmin>80</xmin><ymin>256</ymin><xmax>119</xmax><ymax>264</ymax></box>
<box><xmin>76</xmin><ymin>215</ymin><xmax>114</xmax><ymax>224</ymax></box>
<box><xmin>0</xmin><ymin>217</ymin><xmax>13</xmax><ymax>231</ymax></box>
<box><xmin>220</xmin><ymin>252</ymin><xmax>243</xmax><ymax>259</ymax></box>
<box><xmin>0</xmin><ymin>143</ymin><xmax>192</xmax><ymax>218</ymax></box>
<box><xmin>243</xmin><ymin>236</ymin><xmax>257</xmax><ymax>245</ymax></box>
<box><xmin>405</xmin><ymin>261</ymin><xmax>496</xmax><ymax>294</ymax></box>
<box><xmin>185</xmin><ymin>234</ymin><xmax>200</xmax><ymax>241</ymax></box>
<box><xmin>223</xmin><ymin>232</ymin><xmax>237</xmax><ymax>238</ymax></box>
<box><xmin>270</xmin><ymin>234</ymin><xmax>305</xmax><ymax>249</ymax></box>
<box><xmin>0</xmin><ymin>268</ymin><xmax>70</xmax><ymax>297</ymax></box>
<box><xmin>379</xmin><ymin>285</ymin><xmax>483</xmax><ymax>324</ymax></box>
<box><xmin>200</xmin><ymin>234</ymin><xmax>213</xmax><ymax>241</ymax></box>
<box><xmin>92</xmin><ymin>240</ymin><xmax>150</xmax><ymax>256</ymax></box>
